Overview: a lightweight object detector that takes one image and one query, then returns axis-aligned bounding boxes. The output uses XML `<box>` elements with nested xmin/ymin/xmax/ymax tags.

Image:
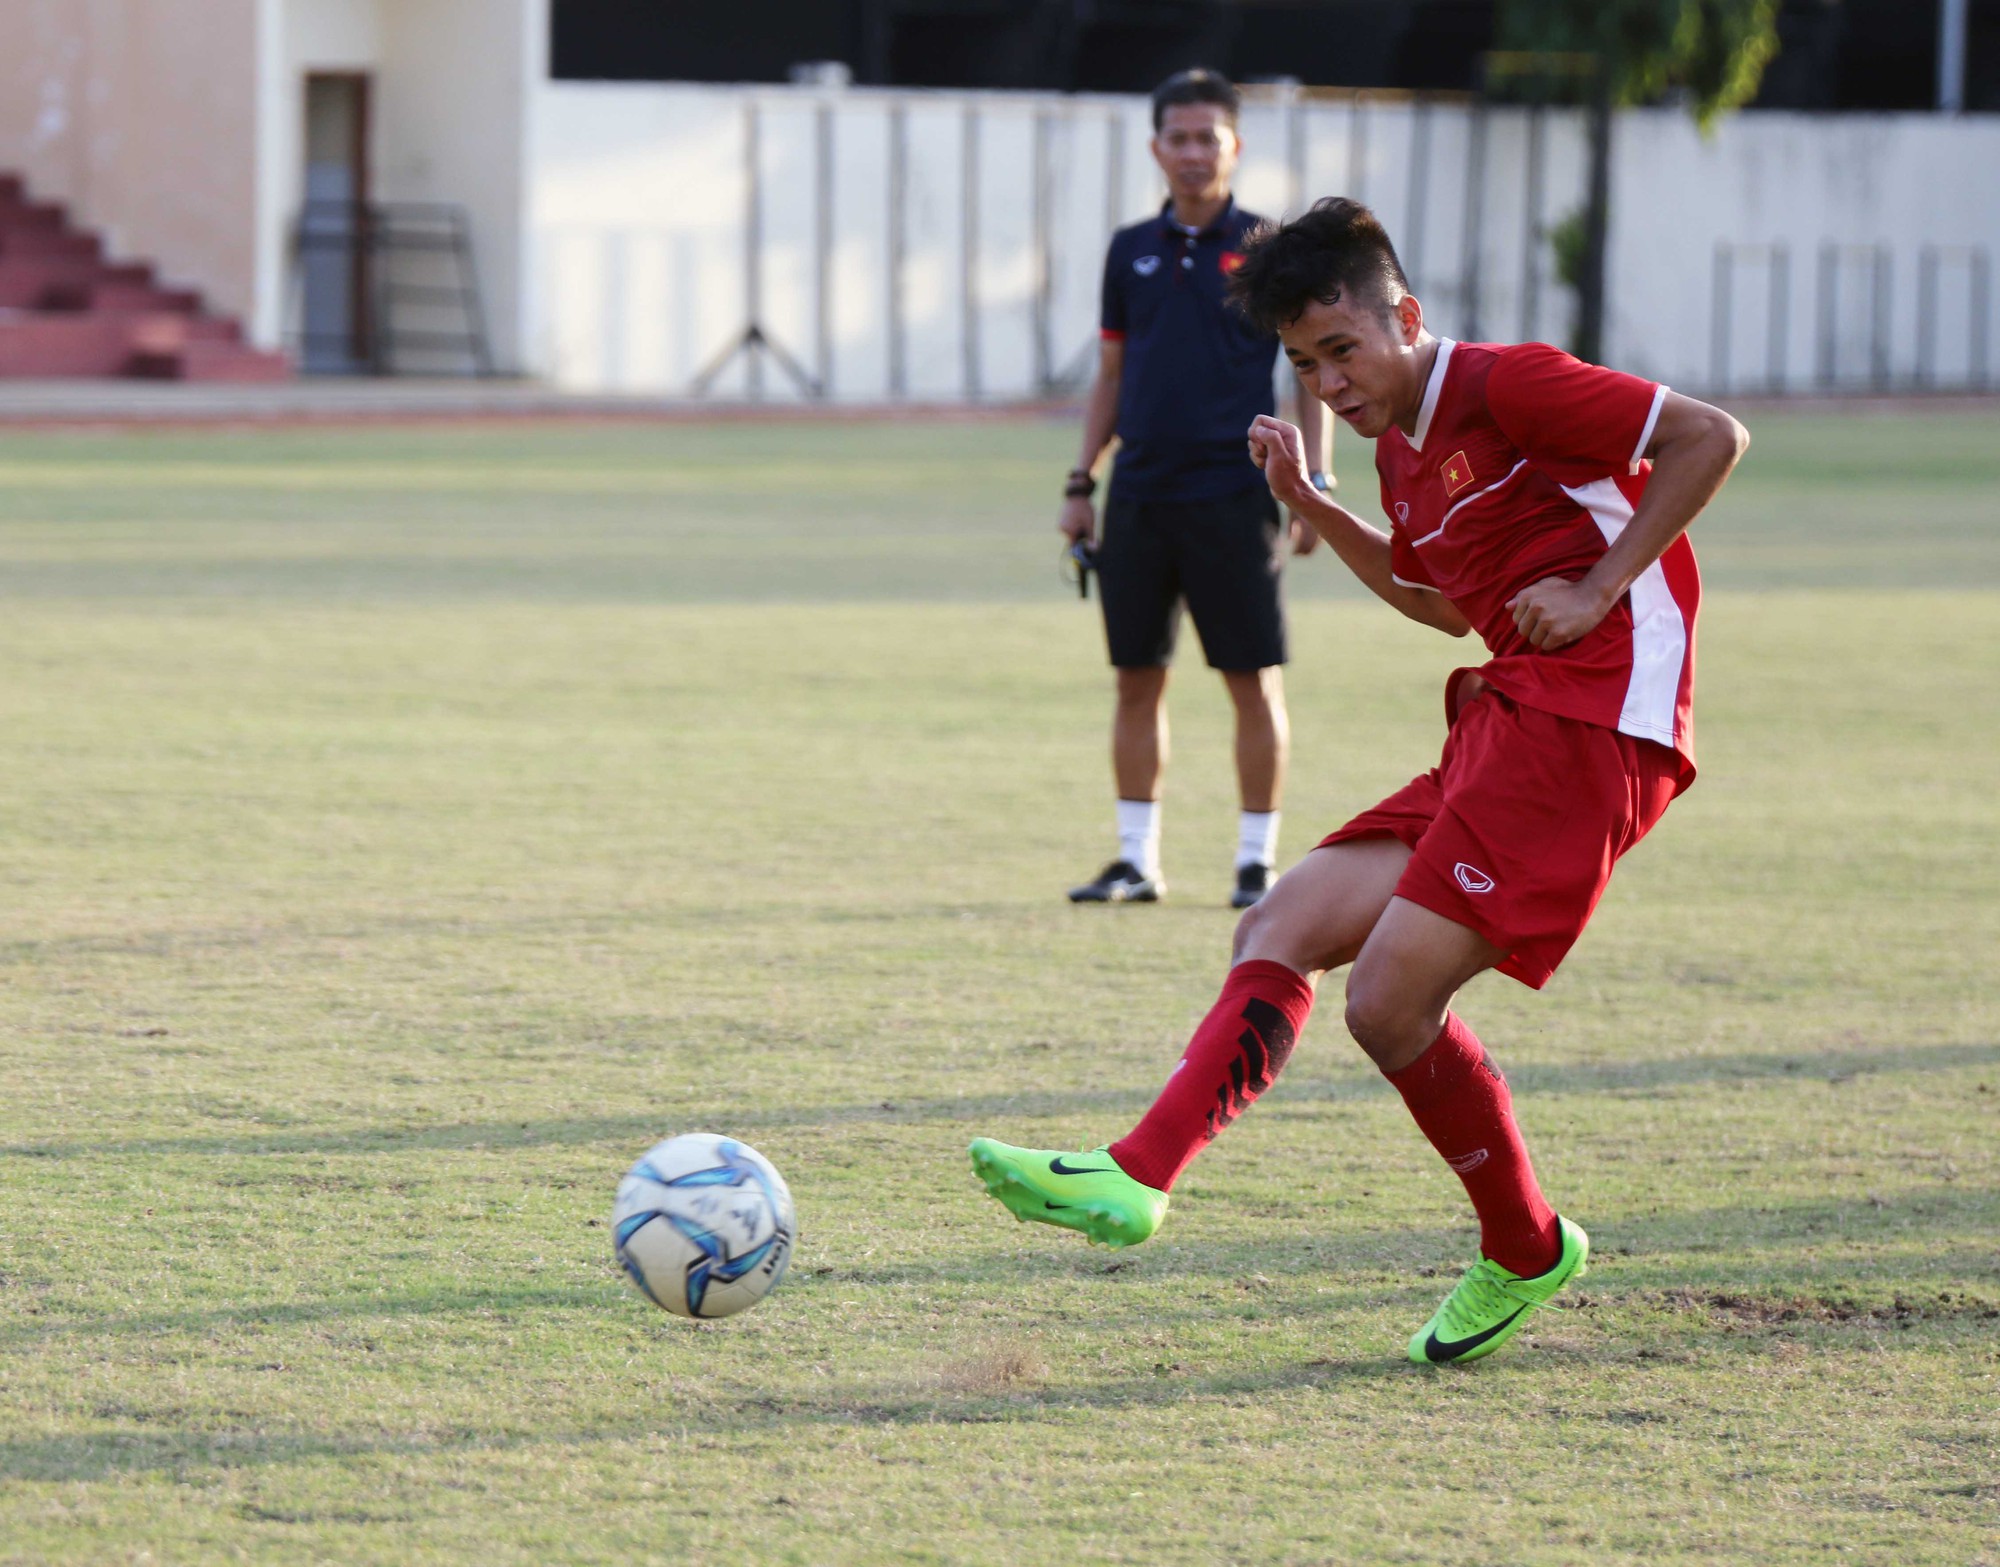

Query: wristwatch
<box><xmin>1309</xmin><ymin>471</ymin><xmax>1335</xmax><ymax>494</ymax></box>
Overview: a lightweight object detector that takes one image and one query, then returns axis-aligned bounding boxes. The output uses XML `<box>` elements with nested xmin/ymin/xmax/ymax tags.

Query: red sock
<box><xmin>1385</xmin><ymin>1013</ymin><xmax>1560</xmax><ymax>1277</ymax></box>
<box><xmin>1109</xmin><ymin>959</ymin><xmax>1314</xmax><ymax>1192</ymax></box>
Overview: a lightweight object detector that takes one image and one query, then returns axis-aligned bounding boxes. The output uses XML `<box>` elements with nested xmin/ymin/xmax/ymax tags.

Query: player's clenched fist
<box><xmin>1506</xmin><ymin>576</ymin><xmax>1614</xmax><ymax>651</ymax></box>
<box><xmin>1247</xmin><ymin>415</ymin><xmax>1312</xmax><ymax>506</ymax></box>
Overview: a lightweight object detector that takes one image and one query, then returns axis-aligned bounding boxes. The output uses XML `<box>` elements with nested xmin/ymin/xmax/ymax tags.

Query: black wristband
<box><xmin>1064</xmin><ymin>469</ymin><xmax>1097</xmax><ymax>499</ymax></box>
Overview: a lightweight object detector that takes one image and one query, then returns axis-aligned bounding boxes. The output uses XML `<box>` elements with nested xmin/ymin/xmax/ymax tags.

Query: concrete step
<box><xmin>0</xmin><ymin>168</ymin><xmax>286</xmax><ymax>383</ymax></box>
<box><xmin>128</xmin><ymin>337</ymin><xmax>291</xmax><ymax>383</ymax></box>
<box><xmin>0</xmin><ymin>312</ymin><xmax>152</xmax><ymax>376</ymax></box>
<box><xmin>79</xmin><ymin>281</ymin><xmax>205</xmax><ymax>314</ymax></box>
<box><xmin>0</xmin><ymin>228</ymin><xmax>102</xmax><ymax>260</ymax></box>
<box><xmin>0</xmin><ymin>258</ymin><xmax>158</xmax><ymax>309</ymax></box>
<box><xmin>0</xmin><ymin>197</ymin><xmax>69</xmax><ymax>231</ymax></box>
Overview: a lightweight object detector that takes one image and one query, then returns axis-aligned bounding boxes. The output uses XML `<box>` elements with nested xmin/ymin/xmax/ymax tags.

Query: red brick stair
<box><xmin>0</xmin><ymin>171</ymin><xmax>289</xmax><ymax>381</ymax></box>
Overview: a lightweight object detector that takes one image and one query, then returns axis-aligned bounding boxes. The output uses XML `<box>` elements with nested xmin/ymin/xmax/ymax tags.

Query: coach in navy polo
<box><xmin>1061</xmin><ymin>69</ymin><xmax>1330</xmax><ymax>911</ymax></box>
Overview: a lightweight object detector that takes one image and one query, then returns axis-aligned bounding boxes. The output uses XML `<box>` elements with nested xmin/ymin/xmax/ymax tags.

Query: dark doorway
<box><xmin>300</xmin><ymin>73</ymin><xmax>371</xmax><ymax>373</ymax></box>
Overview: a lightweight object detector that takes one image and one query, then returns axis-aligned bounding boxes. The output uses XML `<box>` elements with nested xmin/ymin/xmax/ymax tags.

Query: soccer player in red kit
<box><xmin>970</xmin><ymin>198</ymin><xmax>1749</xmax><ymax>1364</ymax></box>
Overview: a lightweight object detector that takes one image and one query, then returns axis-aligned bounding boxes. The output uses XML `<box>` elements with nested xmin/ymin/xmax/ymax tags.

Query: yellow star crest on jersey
<box><xmin>1443</xmin><ymin>450</ymin><xmax>1476</xmax><ymax>497</ymax></box>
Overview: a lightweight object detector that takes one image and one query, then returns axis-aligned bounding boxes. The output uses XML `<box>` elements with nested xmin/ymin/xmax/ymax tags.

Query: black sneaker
<box><xmin>1230</xmin><ymin>862</ymin><xmax>1271</xmax><ymax>909</ymax></box>
<box><xmin>1068</xmin><ymin>860</ymin><xmax>1163</xmax><ymax>903</ymax></box>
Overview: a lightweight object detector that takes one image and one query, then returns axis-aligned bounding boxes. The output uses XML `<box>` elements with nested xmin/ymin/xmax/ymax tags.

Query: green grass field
<box><xmin>0</xmin><ymin>408</ymin><xmax>1995</xmax><ymax>1565</ymax></box>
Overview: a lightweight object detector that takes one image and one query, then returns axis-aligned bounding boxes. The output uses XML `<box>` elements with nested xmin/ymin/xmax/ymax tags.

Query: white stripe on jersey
<box><xmin>1628</xmin><ymin>385</ymin><xmax>1669</xmax><ymax>474</ymax></box>
<box><xmin>1561</xmin><ymin>477</ymin><xmax>1687</xmax><ymax>749</ymax></box>
<box><xmin>1412</xmin><ymin>458</ymin><xmax>1531</xmax><ymax>547</ymax></box>
<box><xmin>1408</xmin><ymin>339</ymin><xmax>1456</xmax><ymax>452</ymax></box>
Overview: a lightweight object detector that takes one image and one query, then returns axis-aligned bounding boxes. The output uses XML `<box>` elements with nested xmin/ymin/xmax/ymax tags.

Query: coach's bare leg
<box><xmin>1343</xmin><ymin>897</ymin><xmax>1507</xmax><ymax>1072</ymax></box>
<box><xmin>1113</xmin><ymin>665</ymin><xmax>1170</xmax><ymax>800</ymax></box>
<box><xmin>1230</xmin><ymin>837</ymin><xmax>1413</xmax><ymax>973</ymax></box>
<box><xmin>1220</xmin><ymin>665</ymin><xmax>1287</xmax><ymax>812</ymax></box>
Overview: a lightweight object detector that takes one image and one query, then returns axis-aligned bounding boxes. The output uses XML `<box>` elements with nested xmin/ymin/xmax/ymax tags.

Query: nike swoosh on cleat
<box><xmin>1423</xmin><ymin>1304</ymin><xmax>1527</xmax><ymax>1361</ymax></box>
<box><xmin>1047</xmin><ymin>1156</ymin><xmax>1119</xmax><ymax>1176</ymax></box>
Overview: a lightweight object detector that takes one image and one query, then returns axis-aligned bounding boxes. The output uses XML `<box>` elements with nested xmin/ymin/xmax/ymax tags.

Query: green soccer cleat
<box><xmin>967</xmin><ymin>1138</ymin><xmax>1169</xmax><ymax>1249</ymax></box>
<box><xmin>1408</xmin><ymin>1216</ymin><xmax>1590</xmax><ymax>1366</ymax></box>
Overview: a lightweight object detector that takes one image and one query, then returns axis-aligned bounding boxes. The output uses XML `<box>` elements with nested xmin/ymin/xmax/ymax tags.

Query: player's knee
<box><xmin>1342</xmin><ymin>974</ymin><xmax>1419</xmax><ymax>1067</ymax></box>
<box><xmin>1231</xmin><ymin>890</ymin><xmax>1320</xmax><ymax>971</ymax></box>
<box><xmin>1225</xmin><ymin>666</ymin><xmax>1284</xmax><ymax>716</ymax></box>
<box><xmin>1230</xmin><ymin>898</ymin><xmax>1268</xmax><ymax>963</ymax></box>
<box><xmin>1115</xmin><ymin>669</ymin><xmax>1166</xmax><ymax>712</ymax></box>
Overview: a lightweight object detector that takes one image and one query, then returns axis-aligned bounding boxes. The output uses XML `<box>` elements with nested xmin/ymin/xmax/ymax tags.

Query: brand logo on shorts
<box><xmin>1445</xmin><ymin>1148</ymin><xmax>1490</xmax><ymax>1173</ymax></box>
<box><xmin>1133</xmin><ymin>255</ymin><xmax>1162</xmax><ymax>276</ymax></box>
<box><xmin>1394</xmin><ymin>501</ymin><xmax>1410</xmax><ymax>523</ymax></box>
<box><xmin>1454</xmin><ymin>862</ymin><xmax>1495</xmax><ymax>894</ymax></box>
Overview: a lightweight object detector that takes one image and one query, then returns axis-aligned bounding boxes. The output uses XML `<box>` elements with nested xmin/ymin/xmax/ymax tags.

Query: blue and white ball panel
<box><xmin>611</xmin><ymin>1132</ymin><xmax>796</xmax><ymax>1319</ymax></box>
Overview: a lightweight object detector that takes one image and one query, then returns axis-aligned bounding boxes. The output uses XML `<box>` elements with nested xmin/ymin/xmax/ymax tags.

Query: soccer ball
<box><xmin>611</xmin><ymin>1133</ymin><xmax>796</xmax><ymax>1319</ymax></box>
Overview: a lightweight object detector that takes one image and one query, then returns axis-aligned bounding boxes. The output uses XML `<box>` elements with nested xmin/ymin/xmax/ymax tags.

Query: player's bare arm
<box><xmin>1287</xmin><ymin>386</ymin><xmax>1327</xmax><ymax>556</ymax></box>
<box><xmin>1060</xmin><ymin>336</ymin><xmax>1124</xmax><ymax>545</ymax></box>
<box><xmin>1248</xmin><ymin>414</ymin><xmax>1469</xmax><ymax>636</ymax></box>
<box><xmin>1508</xmin><ymin>392</ymin><xmax>1749</xmax><ymax>650</ymax></box>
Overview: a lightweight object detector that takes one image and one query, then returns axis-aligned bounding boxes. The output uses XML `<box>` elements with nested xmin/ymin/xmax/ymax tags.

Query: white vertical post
<box><xmin>815</xmin><ymin>100</ymin><xmax>834</xmax><ymax>399</ymax></box>
<box><xmin>1939</xmin><ymin>0</ymin><xmax>1969</xmax><ymax>113</ymax></box>
<box><xmin>962</xmin><ymin>103</ymin><xmax>980</xmax><ymax>401</ymax></box>
<box><xmin>887</xmin><ymin>100</ymin><xmax>907</xmax><ymax>399</ymax></box>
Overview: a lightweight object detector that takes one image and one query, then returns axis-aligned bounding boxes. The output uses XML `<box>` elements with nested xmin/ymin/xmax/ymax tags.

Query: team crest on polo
<box><xmin>1442</xmin><ymin>450</ymin><xmax>1476</xmax><ymax>497</ymax></box>
<box><xmin>1220</xmin><ymin>250</ymin><xmax>1246</xmax><ymax>273</ymax></box>
<box><xmin>1133</xmin><ymin>255</ymin><xmax>1162</xmax><ymax>276</ymax></box>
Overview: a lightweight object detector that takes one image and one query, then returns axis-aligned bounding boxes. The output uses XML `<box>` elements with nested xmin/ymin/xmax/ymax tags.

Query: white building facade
<box><xmin>1</xmin><ymin>0</ymin><xmax>1994</xmax><ymax>396</ymax></box>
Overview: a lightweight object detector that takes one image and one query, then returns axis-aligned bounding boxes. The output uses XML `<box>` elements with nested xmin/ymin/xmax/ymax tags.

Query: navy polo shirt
<box><xmin>1099</xmin><ymin>197</ymin><xmax>1278</xmax><ymax>503</ymax></box>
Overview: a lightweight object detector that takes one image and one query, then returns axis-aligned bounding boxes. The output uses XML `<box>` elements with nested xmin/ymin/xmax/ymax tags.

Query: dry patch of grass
<box><xmin>1648</xmin><ymin>1288</ymin><xmax>2000</xmax><ymax>1327</ymax></box>
<box><xmin>932</xmin><ymin>1340</ymin><xmax>1050</xmax><ymax>1396</ymax></box>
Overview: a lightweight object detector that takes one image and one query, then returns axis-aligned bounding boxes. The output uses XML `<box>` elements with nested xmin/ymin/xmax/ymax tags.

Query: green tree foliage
<box><xmin>1498</xmin><ymin>0</ymin><xmax>1782</xmax><ymax>127</ymax></box>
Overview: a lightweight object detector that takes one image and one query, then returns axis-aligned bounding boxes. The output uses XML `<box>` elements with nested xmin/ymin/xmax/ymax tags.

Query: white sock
<box><xmin>1116</xmin><ymin>798</ymin><xmax>1162</xmax><ymax>877</ymax></box>
<box><xmin>1236</xmin><ymin>809</ymin><xmax>1280</xmax><ymax>870</ymax></box>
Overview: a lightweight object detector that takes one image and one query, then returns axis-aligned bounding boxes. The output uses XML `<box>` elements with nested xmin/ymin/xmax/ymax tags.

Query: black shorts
<box><xmin>1097</xmin><ymin>486</ymin><xmax>1286</xmax><ymax>671</ymax></box>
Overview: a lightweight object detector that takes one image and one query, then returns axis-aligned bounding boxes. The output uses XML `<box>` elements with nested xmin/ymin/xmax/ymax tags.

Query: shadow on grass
<box><xmin>0</xmin><ymin>1234</ymin><xmax>1411</xmax><ymax>1349</ymax></box>
<box><xmin>0</xmin><ymin>894</ymin><xmax>1086</xmax><ymax>968</ymax></box>
<box><xmin>4</xmin><ymin>1038</ymin><xmax>1994</xmax><ymax>1164</ymax></box>
<box><xmin>8</xmin><ymin>1275</ymin><xmax>2000</xmax><ymax>1487</ymax></box>
<box><xmin>4</xmin><ymin>1184</ymin><xmax>1990</xmax><ymax>1353</ymax></box>
<box><xmin>0</xmin><ymin>1353</ymin><xmax>1426</xmax><ymax>1484</ymax></box>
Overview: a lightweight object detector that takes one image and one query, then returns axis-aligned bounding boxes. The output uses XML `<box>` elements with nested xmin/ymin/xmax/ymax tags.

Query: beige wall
<box><xmin>375</xmin><ymin>0</ymin><xmax>544</xmax><ymax>371</ymax></box>
<box><xmin>0</xmin><ymin>0</ymin><xmax>264</xmax><ymax>323</ymax></box>
<box><xmin>0</xmin><ymin>0</ymin><xmax>543</xmax><ymax>361</ymax></box>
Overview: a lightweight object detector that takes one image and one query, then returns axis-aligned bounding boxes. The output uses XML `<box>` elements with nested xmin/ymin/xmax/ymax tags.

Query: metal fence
<box><xmin>1712</xmin><ymin>238</ymin><xmax>1992</xmax><ymax>394</ymax></box>
<box><xmin>543</xmin><ymin>85</ymin><xmax>1583</xmax><ymax>403</ymax></box>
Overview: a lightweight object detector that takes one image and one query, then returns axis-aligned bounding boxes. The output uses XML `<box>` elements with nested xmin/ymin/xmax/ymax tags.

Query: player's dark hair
<box><xmin>1151</xmin><ymin>69</ymin><xmax>1240</xmax><ymax>131</ymax></box>
<box><xmin>1227</xmin><ymin>197</ymin><xmax>1411</xmax><ymax>335</ymax></box>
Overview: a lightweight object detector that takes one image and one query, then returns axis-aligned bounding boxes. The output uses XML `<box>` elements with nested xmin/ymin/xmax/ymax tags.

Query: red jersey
<box><xmin>1376</xmin><ymin>338</ymin><xmax>1699</xmax><ymax>775</ymax></box>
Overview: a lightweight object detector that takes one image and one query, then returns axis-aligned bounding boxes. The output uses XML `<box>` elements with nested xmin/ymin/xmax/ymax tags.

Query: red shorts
<box><xmin>1318</xmin><ymin>689</ymin><xmax>1686</xmax><ymax>989</ymax></box>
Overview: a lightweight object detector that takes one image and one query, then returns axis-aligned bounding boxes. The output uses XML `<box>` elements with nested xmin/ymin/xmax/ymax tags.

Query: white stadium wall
<box><xmin>524</xmin><ymin>81</ymin><xmax>1592</xmax><ymax>401</ymax></box>
<box><xmin>1606</xmin><ymin>111</ymin><xmax>2000</xmax><ymax>393</ymax></box>
<box><xmin>373</xmin><ymin>0</ymin><xmax>545</xmax><ymax>373</ymax></box>
<box><xmin>2</xmin><ymin>9</ymin><xmax>1992</xmax><ymax>399</ymax></box>
<box><xmin>525</xmin><ymin>79</ymin><xmax>2000</xmax><ymax>401</ymax></box>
